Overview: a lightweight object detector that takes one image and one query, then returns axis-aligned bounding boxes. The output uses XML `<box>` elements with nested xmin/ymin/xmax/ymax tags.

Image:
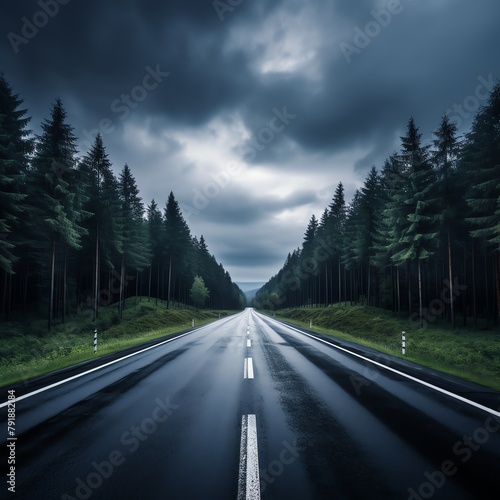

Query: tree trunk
<box><xmin>407</xmin><ymin>262</ymin><xmax>412</xmax><ymax>316</ymax></box>
<box><xmin>367</xmin><ymin>264</ymin><xmax>371</xmax><ymax>306</ymax></box>
<box><xmin>48</xmin><ymin>237</ymin><xmax>56</xmax><ymax>331</ymax></box>
<box><xmin>1</xmin><ymin>270</ymin><xmax>6</xmax><ymax>318</ymax></box>
<box><xmin>472</xmin><ymin>242</ymin><xmax>477</xmax><ymax>326</ymax></box>
<box><xmin>418</xmin><ymin>259</ymin><xmax>423</xmax><ymax>328</ymax></box>
<box><xmin>156</xmin><ymin>260</ymin><xmax>159</xmax><ymax>307</ymax></box>
<box><xmin>484</xmin><ymin>255</ymin><xmax>490</xmax><ymax>325</ymax></box>
<box><xmin>338</xmin><ymin>257</ymin><xmax>341</xmax><ymax>305</ymax></box>
<box><xmin>325</xmin><ymin>264</ymin><xmax>328</xmax><ymax>305</ymax></box>
<box><xmin>23</xmin><ymin>260</ymin><xmax>29</xmax><ymax>313</ymax></box>
<box><xmin>62</xmin><ymin>248</ymin><xmax>67</xmax><ymax>323</ymax></box>
<box><xmin>119</xmin><ymin>257</ymin><xmax>125</xmax><ymax>317</ymax></box>
<box><xmin>148</xmin><ymin>265</ymin><xmax>152</xmax><ymax>302</ymax></box>
<box><xmin>447</xmin><ymin>230</ymin><xmax>455</xmax><ymax>328</ymax></box>
<box><xmin>396</xmin><ymin>266</ymin><xmax>401</xmax><ymax>314</ymax></box>
<box><xmin>93</xmin><ymin>230</ymin><xmax>99</xmax><ymax>322</ymax></box>
<box><xmin>496</xmin><ymin>250</ymin><xmax>500</xmax><ymax>321</ymax></box>
<box><xmin>167</xmin><ymin>256</ymin><xmax>172</xmax><ymax>309</ymax></box>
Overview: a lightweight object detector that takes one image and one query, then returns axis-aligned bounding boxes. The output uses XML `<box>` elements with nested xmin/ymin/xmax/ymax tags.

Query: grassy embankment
<box><xmin>268</xmin><ymin>305</ymin><xmax>500</xmax><ymax>391</ymax></box>
<box><xmin>0</xmin><ymin>298</ymin><xmax>235</xmax><ymax>387</ymax></box>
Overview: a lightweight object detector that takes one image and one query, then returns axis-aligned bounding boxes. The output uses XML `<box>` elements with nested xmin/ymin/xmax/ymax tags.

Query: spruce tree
<box><xmin>30</xmin><ymin>98</ymin><xmax>86</xmax><ymax>329</ymax></box>
<box><xmin>465</xmin><ymin>82</ymin><xmax>500</xmax><ymax>319</ymax></box>
<box><xmin>118</xmin><ymin>163</ymin><xmax>149</xmax><ymax>314</ymax></box>
<box><xmin>0</xmin><ymin>75</ymin><xmax>32</xmax><ymax>276</ymax></box>
<box><xmin>78</xmin><ymin>133</ymin><xmax>122</xmax><ymax>320</ymax></box>
<box><xmin>432</xmin><ymin>114</ymin><xmax>461</xmax><ymax>327</ymax></box>
<box><xmin>146</xmin><ymin>199</ymin><xmax>163</xmax><ymax>305</ymax></box>
<box><xmin>393</xmin><ymin>117</ymin><xmax>440</xmax><ymax>326</ymax></box>
<box><xmin>325</xmin><ymin>182</ymin><xmax>346</xmax><ymax>303</ymax></box>
<box><xmin>164</xmin><ymin>192</ymin><xmax>191</xmax><ymax>308</ymax></box>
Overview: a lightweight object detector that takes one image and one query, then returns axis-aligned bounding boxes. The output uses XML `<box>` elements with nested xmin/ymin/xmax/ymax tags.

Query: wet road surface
<box><xmin>1</xmin><ymin>308</ymin><xmax>499</xmax><ymax>499</ymax></box>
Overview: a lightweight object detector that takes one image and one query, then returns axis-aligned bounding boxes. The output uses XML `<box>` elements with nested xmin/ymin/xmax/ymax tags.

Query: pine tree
<box><xmin>432</xmin><ymin>114</ymin><xmax>461</xmax><ymax>327</ymax></box>
<box><xmin>146</xmin><ymin>199</ymin><xmax>163</xmax><ymax>305</ymax></box>
<box><xmin>302</xmin><ymin>214</ymin><xmax>318</xmax><ymax>306</ymax></box>
<box><xmin>325</xmin><ymin>182</ymin><xmax>346</xmax><ymax>304</ymax></box>
<box><xmin>465</xmin><ymin>82</ymin><xmax>500</xmax><ymax>319</ymax></box>
<box><xmin>30</xmin><ymin>98</ymin><xmax>86</xmax><ymax>329</ymax></box>
<box><xmin>118</xmin><ymin>163</ymin><xmax>149</xmax><ymax>315</ymax></box>
<box><xmin>393</xmin><ymin>117</ymin><xmax>440</xmax><ymax>326</ymax></box>
<box><xmin>164</xmin><ymin>192</ymin><xmax>191</xmax><ymax>308</ymax></box>
<box><xmin>355</xmin><ymin>166</ymin><xmax>381</xmax><ymax>305</ymax></box>
<box><xmin>0</xmin><ymin>74</ymin><xmax>32</xmax><ymax>276</ymax></box>
<box><xmin>372</xmin><ymin>155</ymin><xmax>403</xmax><ymax>311</ymax></box>
<box><xmin>79</xmin><ymin>133</ymin><xmax>122</xmax><ymax>320</ymax></box>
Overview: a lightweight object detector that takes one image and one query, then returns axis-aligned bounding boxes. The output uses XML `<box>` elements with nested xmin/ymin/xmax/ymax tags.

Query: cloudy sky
<box><xmin>1</xmin><ymin>0</ymin><xmax>499</xmax><ymax>283</ymax></box>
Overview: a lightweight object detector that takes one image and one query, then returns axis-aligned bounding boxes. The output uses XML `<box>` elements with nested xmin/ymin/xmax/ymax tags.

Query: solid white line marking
<box><xmin>262</xmin><ymin>315</ymin><xmax>500</xmax><ymax>419</ymax></box>
<box><xmin>244</xmin><ymin>358</ymin><xmax>254</xmax><ymax>379</ymax></box>
<box><xmin>0</xmin><ymin>325</ymin><xmax>208</xmax><ymax>408</ymax></box>
<box><xmin>237</xmin><ymin>414</ymin><xmax>261</xmax><ymax>500</ymax></box>
<box><xmin>247</xmin><ymin>339</ymin><xmax>252</xmax><ymax>348</ymax></box>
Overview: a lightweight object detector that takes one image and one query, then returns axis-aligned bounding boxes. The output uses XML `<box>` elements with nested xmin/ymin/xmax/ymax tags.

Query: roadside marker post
<box><xmin>192</xmin><ymin>319</ymin><xmax>195</xmax><ymax>327</ymax></box>
<box><xmin>402</xmin><ymin>331</ymin><xmax>406</xmax><ymax>355</ymax></box>
<box><xmin>93</xmin><ymin>329</ymin><xmax>97</xmax><ymax>354</ymax></box>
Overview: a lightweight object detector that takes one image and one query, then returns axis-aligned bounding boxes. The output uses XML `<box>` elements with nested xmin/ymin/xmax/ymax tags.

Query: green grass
<box><xmin>0</xmin><ymin>298</ymin><xmax>237</xmax><ymax>387</ymax></box>
<box><xmin>265</xmin><ymin>305</ymin><xmax>500</xmax><ymax>391</ymax></box>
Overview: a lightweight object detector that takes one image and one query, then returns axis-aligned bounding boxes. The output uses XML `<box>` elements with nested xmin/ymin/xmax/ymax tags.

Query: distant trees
<box><xmin>0</xmin><ymin>75</ymin><xmax>244</xmax><ymax>328</ymax></box>
<box><xmin>255</xmin><ymin>81</ymin><xmax>500</xmax><ymax>329</ymax></box>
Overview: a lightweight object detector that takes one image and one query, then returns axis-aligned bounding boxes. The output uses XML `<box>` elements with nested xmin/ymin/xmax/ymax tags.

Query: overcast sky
<box><xmin>2</xmin><ymin>0</ymin><xmax>499</xmax><ymax>283</ymax></box>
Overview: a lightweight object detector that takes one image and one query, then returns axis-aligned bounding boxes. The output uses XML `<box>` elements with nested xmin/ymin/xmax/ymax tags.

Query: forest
<box><xmin>0</xmin><ymin>74</ymin><xmax>245</xmax><ymax>330</ymax></box>
<box><xmin>254</xmin><ymin>82</ymin><xmax>500</xmax><ymax>329</ymax></box>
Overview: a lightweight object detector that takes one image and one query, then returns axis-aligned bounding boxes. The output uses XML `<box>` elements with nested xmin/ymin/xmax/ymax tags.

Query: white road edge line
<box><xmin>262</xmin><ymin>314</ymin><xmax>500</xmax><ymax>419</ymax></box>
<box><xmin>237</xmin><ymin>414</ymin><xmax>261</xmax><ymax>500</ymax></box>
<box><xmin>0</xmin><ymin>325</ymin><xmax>208</xmax><ymax>408</ymax></box>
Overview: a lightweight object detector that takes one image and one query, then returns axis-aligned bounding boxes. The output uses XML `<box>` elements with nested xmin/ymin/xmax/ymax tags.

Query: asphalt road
<box><xmin>1</xmin><ymin>308</ymin><xmax>499</xmax><ymax>499</ymax></box>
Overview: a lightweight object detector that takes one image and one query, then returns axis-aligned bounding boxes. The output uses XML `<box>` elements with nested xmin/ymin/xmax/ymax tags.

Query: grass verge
<box><xmin>0</xmin><ymin>297</ymin><xmax>237</xmax><ymax>387</ymax></box>
<box><xmin>265</xmin><ymin>305</ymin><xmax>500</xmax><ymax>391</ymax></box>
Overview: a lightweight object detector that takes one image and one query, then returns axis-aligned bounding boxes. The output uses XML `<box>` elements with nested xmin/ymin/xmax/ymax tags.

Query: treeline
<box><xmin>0</xmin><ymin>75</ymin><xmax>245</xmax><ymax>329</ymax></box>
<box><xmin>255</xmin><ymin>82</ymin><xmax>500</xmax><ymax>329</ymax></box>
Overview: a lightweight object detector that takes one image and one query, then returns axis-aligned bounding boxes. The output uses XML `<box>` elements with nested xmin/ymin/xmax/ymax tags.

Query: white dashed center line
<box><xmin>237</xmin><ymin>414</ymin><xmax>261</xmax><ymax>500</ymax></box>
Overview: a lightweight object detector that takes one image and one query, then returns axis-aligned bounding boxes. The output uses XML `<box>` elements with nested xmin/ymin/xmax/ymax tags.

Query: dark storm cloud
<box><xmin>187</xmin><ymin>187</ymin><xmax>319</xmax><ymax>225</ymax></box>
<box><xmin>1</xmin><ymin>0</ymin><xmax>500</xmax><ymax>281</ymax></box>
